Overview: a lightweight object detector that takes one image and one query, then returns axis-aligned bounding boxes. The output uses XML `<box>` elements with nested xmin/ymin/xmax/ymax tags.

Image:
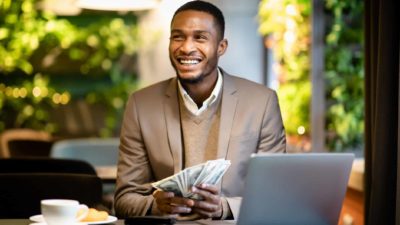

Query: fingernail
<box><xmin>191</xmin><ymin>187</ymin><xmax>198</xmax><ymax>192</ymax></box>
<box><xmin>188</xmin><ymin>200</ymin><xmax>194</xmax><ymax>206</ymax></box>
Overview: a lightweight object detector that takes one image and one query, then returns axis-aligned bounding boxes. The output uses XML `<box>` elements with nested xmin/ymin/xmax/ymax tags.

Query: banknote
<box><xmin>152</xmin><ymin>158</ymin><xmax>231</xmax><ymax>200</ymax></box>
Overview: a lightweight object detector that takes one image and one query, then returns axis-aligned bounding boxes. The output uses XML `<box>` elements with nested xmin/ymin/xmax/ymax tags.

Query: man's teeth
<box><xmin>180</xmin><ymin>59</ymin><xmax>200</xmax><ymax>65</ymax></box>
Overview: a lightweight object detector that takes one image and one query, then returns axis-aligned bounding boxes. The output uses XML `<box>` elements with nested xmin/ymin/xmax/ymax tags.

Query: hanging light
<box><xmin>75</xmin><ymin>0</ymin><xmax>159</xmax><ymax>11</ymax></box>
<box><xmin>37</xmin><ymin>0</ymin><xmax>82</xmax><ymax>16</ymax></box>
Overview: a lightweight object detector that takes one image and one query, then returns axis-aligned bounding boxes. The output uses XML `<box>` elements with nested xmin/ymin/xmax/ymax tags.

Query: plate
<box><xmin>29</xmin><ymin>214</ymin><xmax>118</xmax><ymax>224</ymax></box>
<box><xmin>29</xmin><ymin>223</ymin><xmax>86</xmax><ymax>225</ymax></box>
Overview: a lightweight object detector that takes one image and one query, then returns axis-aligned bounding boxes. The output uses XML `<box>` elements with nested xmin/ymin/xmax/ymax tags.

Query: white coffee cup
<box><xmin>41</xmin><ymin>199</ymin><xmax>89</xmax><ymax>225</ymax></box>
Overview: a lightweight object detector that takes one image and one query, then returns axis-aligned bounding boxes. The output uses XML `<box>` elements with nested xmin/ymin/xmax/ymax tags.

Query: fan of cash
<box><xmin>152</xmin><ymin>158</ymin><xmax>231</xmax><ymax>200</ymax></box>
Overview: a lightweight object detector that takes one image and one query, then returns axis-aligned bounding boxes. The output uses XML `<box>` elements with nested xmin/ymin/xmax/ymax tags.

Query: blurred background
<box><xmin>0</xmin><ymin>0</ymin><xmax>365</xmax><ymax>223</ymax></box>
<box><xmin>0</xmin><ymin>0</ymin><xmax>364</xmax><ymax>154</ymax></box>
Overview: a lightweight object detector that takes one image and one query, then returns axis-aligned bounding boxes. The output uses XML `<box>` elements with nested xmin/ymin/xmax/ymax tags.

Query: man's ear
<box><xmin>217</xmin><ymin>39</ymin><xmax>228</xmax><ymax>56</ymax></box>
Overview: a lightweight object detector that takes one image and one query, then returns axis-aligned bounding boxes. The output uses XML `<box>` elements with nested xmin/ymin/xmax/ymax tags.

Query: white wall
<box><xmin>212</xmin><ymin>0</ymin><xmax>263</xmax><ymax>83</ymax></box>
<box><xmin>137</xmin><ymin>0</ymin><xmax>264</xmax><ymax>87</ymax></box>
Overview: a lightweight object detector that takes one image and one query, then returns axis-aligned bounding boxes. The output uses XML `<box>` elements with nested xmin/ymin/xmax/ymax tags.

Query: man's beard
<box><xmin>177</xmin><ymin>73</ymin><xmax>204</xmax><ymax>84</ymax></box>
<box><xmin>170</xmin><ymin>55</ymin><xmax>205</xmax><ymax>84</ymax></box>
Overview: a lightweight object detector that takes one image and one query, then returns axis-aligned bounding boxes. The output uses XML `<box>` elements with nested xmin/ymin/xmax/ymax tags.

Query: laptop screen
<box><xmin>237</xmin><ymin>153</ymin><xmax>354</xmax><ymax>225</ymax></box>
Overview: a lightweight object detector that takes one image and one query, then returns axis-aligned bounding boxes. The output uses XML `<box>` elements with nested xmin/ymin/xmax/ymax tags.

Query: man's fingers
<box><xmin>160</xmin><ymin>204</ymin><xmax>192</xmax><ymax>214</ymax></box>
<box><xmin>195</xmin><ymin>183</ymin><xmax>219</xmax><ymax>194</ymax></box>
<box><xmin>192</xmin><ymin>208</ymin><xmax>214</xmax><ymax>219</ymax></box>
<box><xmin>152</xmin><ymin>190</ymin><xmax>194</xmax><ymax>214</ymax></box>
<box><xmin>190</xmin><ymin>185</ymin><xmax>222</xmax><ymax>219</ymax></box>
<box><xmin>191</xmin><ymin>186</ymin><xmax>219</xmax><ymax>203</ymax></box>
<box><xmin>192</xmin><ymin>200</ymin><xmax>219</xmax><ymax>212</ymax></box>
<box><xmin>153</xmin><ymin>189</ymin><xmax>174</xmax><ymax>199</ymax></box>
<box><xmin>170</xmin><ymin>197</ymin><xmax>195</xmax><ymax>207</ymax></box>
<box><xmin>192</xmin><ymin>207</ymin><xmax>221</xmax><ymax>219</ymax></box>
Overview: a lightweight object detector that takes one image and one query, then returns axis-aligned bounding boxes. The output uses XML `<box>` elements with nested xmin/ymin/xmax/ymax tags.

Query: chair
<box><xmin>0</xmin><ymin>158</ymin><xmax>97</xmax><ymax>175</ymax></box>
<box><xmin>50</xmin><ymin>138</ymin><xmax>119</xmax><ymax>211</ymax></box>
<box><xmin>0</xmin><ymin>129</ymin><xmax>53</xmax><ymax>158</ymax></box>
<box><xmin>0</xmin><ymin>158</ymin><xmax>113</xmax><ymax>216</ymax></box>
<box><xmin>50</xmin><ymin>138</ymin><xmax>119</xmax><ymax>166</ymax></box>
<box><xmin>0</xmin><ymin>173</ymin><xmax>103</xmax><ymax>219</ymax></box>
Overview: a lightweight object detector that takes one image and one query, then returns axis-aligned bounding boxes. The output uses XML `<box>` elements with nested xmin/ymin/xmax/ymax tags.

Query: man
<box><xmin>114</xmin><ymin>0</ymin><xmax>286</xmax><ymax>220</ymax></box>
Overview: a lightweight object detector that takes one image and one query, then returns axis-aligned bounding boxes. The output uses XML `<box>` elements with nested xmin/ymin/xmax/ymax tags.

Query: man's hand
<box><xmin>152</xmin><ymin>190</ymin><xmax>194</xmax><ymax>215</ymax></box>
<box><xmin>191</xmin><ymin>184</ymin><xmax>223</xmax><ymax>219</ymax></box>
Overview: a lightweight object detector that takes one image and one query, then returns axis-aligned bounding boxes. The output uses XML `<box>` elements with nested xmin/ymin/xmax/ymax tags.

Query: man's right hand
<box><xmin>152</xmin><ymin>190</ymin><xmax>194</xmax><ymax>215</ymax></box>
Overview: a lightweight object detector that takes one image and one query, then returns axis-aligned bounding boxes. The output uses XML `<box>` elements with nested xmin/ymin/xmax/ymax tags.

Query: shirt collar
<box><xmin>177</xmin><ymin>69</ymin><xmax>223</xmax><ymax>116</ymax></box>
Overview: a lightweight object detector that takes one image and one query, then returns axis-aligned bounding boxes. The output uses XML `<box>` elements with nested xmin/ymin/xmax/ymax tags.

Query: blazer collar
<box><xmin>164</xmin><ymin>78</ymin><xmax>183</xmax><ymax>173</ymax></box>
<box><xmin>217</xmin><ymin>69</ymin><xmax>238</xmax><ymax>159</ymax></box>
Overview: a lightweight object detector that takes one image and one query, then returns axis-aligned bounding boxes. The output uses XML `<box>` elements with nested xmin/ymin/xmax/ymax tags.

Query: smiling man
<box><xmin>114</xmin><ymin>0</ymin><xmax>286</xmax><ymax>221</ymax></box>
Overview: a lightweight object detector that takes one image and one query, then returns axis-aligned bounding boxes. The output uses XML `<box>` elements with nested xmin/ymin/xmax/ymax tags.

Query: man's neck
<box><xmin>181</xmin><ymin>71</ymin><xmax>218</xmax><ymax>107</ymax></box>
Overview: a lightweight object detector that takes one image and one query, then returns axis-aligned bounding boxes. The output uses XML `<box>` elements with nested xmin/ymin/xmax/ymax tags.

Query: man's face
<box><xmin>169</xmin><ymin>10</ymin><xmax>227</xmax><ymax>83</ymax></box>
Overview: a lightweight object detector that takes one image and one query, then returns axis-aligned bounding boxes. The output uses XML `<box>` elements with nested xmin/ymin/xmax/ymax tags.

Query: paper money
<box><xmin>152</xmin><ymin>158</ymin><xmax>231</xmax><ymax>200</ymax></box>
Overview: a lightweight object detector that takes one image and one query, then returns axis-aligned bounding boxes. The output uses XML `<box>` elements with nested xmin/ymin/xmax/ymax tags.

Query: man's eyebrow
<box><xmin>170</xmin><ymin>29</ymin><xmax>182</xmax><ymax>33</ymax></box>
<box><xmin>193</xmin><ymin>30</ymin><xmax>211</xmax><ymax>35</ymax></box>
<box><xmin>170</xmin><ymin>29</ymin><xmax>211</xmax><ymax>35</ymax></box>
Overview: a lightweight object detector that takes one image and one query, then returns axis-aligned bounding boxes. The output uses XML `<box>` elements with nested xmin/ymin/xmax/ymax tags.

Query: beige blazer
<box><xmin>114</xmin><ymin>70</ymin><xmax>286</xmax><ymax>219</ymax></box>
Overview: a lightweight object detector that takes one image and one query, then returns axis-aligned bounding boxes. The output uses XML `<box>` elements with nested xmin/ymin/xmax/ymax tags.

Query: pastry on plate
<box><xmin>78</xmin><ymin>208</ymin><xmax>109</xmax><ymax>222</ymax></box>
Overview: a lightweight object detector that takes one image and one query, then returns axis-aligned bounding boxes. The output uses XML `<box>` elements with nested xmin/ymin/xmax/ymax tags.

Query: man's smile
<box><xmin>177</xmin><ymin>57</ymin><xmax>203</xmax><ymax>66</ymax></box>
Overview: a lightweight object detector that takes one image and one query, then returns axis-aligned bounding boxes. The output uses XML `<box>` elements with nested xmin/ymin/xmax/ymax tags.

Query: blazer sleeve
<box><xmin>114</xmin><ymin>94</ymin><xmax>155</xmax><ymax>218</ymax></box>
<box><xmin>258</xmin><ymin>90</ymin><xmax>286</xmax><ymax>153</ymax></box>
<box><xmin>225</xmin><ymin>90</ymin><xmax>286</xmax><ymax>220</ymax></box>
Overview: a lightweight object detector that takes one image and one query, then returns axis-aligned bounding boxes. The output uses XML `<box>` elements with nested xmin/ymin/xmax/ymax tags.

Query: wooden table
<box><xmin>95</xmin><ymin>166</ymin><xmax>117</xmax><ymax>183</ymax></box>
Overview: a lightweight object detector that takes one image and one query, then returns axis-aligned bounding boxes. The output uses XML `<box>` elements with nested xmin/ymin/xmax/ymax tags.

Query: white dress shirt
<box><xmin>177</xmin><ymin>69</ymin><xmax>223</xmax><ymax>116</ymax></box>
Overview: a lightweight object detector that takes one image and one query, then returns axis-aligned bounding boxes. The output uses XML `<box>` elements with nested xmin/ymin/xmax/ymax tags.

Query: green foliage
<box><xmin>85</xmin><ymin>64</ymin><xmax>138</xmax><ymax>137</ymax></box>
<box><xmin>325</xmin><ymin>0</ymin><xmax>364</xmax><ymax>151</ymax></box>
<box><xmin>0</xmin><ymin>0</ymin><xmax>139</xmax><ymax>136</ymax></box>
<box><xmin>258</xmin><ymin>0</ymin><xmax>311</xmax><ymax>136</ymax></box>
<box><xmin>1</xmin><ymin>0</ymin><xmax>45</xmax><ymax>74</ymax></box>
<box><xmin>258</xmin><ymin>0</ymin><xmax>364</xmax><ymax>151</ymax></box>
<box><xmin>0</xmin><ymin>74</ymin><xmax>58</xmax><ymax>132</ymax></box>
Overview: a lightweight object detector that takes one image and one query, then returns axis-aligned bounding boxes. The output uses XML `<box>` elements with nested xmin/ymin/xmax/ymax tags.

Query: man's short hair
<box><xmin>172</xmin><ymin>0</ymin><xmax>225</xmax><ymax>40</ymax></box>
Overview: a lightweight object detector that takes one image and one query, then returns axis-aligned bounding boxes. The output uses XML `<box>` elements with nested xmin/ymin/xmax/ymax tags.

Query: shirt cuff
<box><xmin>149</xmin><ymin>199</ymin><xmax>162</xmax><ymax>216</ymax></box>
<box><xmin>218</xmin><ymin>197</ymin><xmax>233</xmax><ymax>220</ymax></box>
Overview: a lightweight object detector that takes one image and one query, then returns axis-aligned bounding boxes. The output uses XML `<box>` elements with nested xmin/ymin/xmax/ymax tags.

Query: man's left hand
<box><xmin>191</xmin><ymin>183</ymin><xmax>222</xmax><ymax>219</ymax></box>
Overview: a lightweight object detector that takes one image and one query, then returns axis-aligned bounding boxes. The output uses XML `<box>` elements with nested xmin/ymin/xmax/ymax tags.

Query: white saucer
<box><xmin>29</xmin><ymin>222</ymin><xmax>84</xmax><ymax>225</ymax></box>
<box><xmin>29</xmin><ymin>214</ymin><xmax>118</xmax><ymax>224</ymax></box>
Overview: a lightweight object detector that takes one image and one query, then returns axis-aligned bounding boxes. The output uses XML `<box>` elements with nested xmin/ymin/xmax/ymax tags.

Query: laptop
<box><xmin>234</xmin><ymin>153</ymin><xmax>354</xmax><ymax>225</ymax></box>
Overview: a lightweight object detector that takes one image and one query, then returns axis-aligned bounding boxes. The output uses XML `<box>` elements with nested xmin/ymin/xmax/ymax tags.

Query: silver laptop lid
<box><xmin>237</xmin><ymin>153</ymin><xmax>354</xmax><ymax>225</ymax></box>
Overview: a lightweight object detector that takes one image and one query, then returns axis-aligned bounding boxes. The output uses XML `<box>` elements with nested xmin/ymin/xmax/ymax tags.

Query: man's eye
<box><xmin>171</xmin><ymin>35</ymin><xmax>184</xmax><ymax>41</ymax></box>
<box><xmin>195</xmin><ymin>35</ymin><xmax>208</xmax><ymax>40</ymax></box>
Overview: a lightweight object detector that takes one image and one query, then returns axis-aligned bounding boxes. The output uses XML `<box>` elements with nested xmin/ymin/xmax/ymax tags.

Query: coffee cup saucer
<box><xmin>30</xmin><ymin>223</ymin><xmax>84</xmax><ymax>225</ymax></box>
<box><xmin>29</xmin><ymin>222</ymin><xmax>84</xmax><ymax>225</ymax></box>
<box><xmin>29</xmin><ymin>215</ymin><xmax>87</xmax><ymax>225</ymax></box>
<box><xmin>30</xmin><ymin>214</ymin><xmax>117</xmax><ymax>225</ymax></box>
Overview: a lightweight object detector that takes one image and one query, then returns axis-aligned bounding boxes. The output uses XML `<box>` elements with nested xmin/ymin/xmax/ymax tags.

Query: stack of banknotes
<box><xmin>152</xmin><ymin>158</ymin><xmax>231</xmax><ymax>200</ymax></box>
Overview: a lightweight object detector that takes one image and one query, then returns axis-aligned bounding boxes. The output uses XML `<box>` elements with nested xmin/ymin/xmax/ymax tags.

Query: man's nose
<box><xmin>179</xmin><ymin>38</ymin><xmax>196</xmax><ymax>53</ymax></box>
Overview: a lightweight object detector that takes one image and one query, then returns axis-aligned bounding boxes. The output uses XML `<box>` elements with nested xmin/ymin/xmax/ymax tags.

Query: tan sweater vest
<box><xmin>179</xmin><ymin>92</ymin><xmax>222</xmax><ymax>168</ymax></box>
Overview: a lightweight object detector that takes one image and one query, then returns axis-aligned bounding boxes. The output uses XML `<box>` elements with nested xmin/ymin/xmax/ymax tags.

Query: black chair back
<box><xmin>0</xmin><ymin>158</ymin><xmax>97</xmax><ymax>175</ymax></box>
<box><xmin>0</xmin><ymin>129</ymin><xmax>53</xmax><ymax>158</ymax></box>
<box><xmin>0</xmin><ymin>173</ymin><xmax>103</xmax><ymax>218</ymax></box>
<box><xmin>7</xmin><ymin>140</ymin><xmax>53</xmax><ymax>157</ymax></box>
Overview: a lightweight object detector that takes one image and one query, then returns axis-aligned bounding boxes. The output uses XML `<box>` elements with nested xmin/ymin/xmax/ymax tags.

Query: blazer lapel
<box><xmin>164</xmin><ymin>78</ymin><xmax>183</xmax><ymax>173</ymax></box>
<box><xmin>217</xmin><ymin>71</ymin><xmax>238</xmax><ymax>159</ymax></box>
